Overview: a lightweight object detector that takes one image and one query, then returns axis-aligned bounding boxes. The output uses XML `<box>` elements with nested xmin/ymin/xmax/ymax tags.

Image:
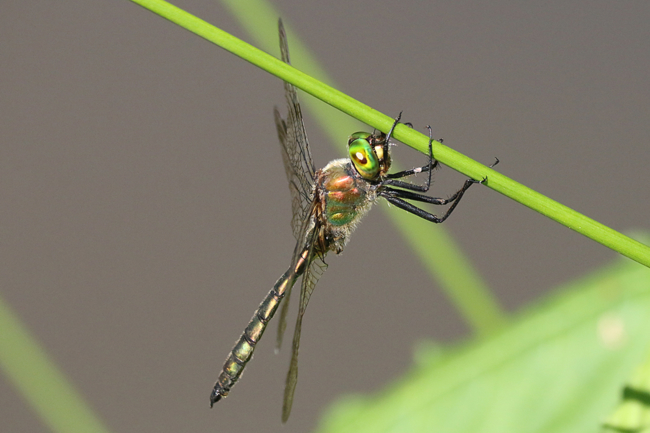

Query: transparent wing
<box><xmin>274</xmin><ymin>109</ymin><xmax>314</xmax><ymax>240</ymax></box>
<box><xmin>274</xmin><ymin>18</ymin><xmax>319</xmax><ymax>351</ymax></box>
<box><xmin>281</xmin><ymin>227</ymin><xmax>328</xmax><ymax>423</ymax></box>
<box><xmin>274</xmin><ymin>19</ymin><xmax>317</xmax><ymax>240</ymax></box>
<box><xmin>275</xmin><ymin>200</ymin><xmax>318</xmax><ymax>352</ymax></box>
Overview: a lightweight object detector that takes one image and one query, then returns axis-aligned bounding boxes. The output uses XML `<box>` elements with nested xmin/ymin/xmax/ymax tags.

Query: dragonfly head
<box><xmin>347</xmin><ymin>131</ymin><xmax>391</xmax><ymax>181</ymax></box>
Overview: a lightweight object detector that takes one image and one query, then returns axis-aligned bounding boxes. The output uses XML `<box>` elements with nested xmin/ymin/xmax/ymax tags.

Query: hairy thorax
<box><xmin>314</xmin><ymin>158</ymin><xmax>377</xmax><ymax>254</ymax></box>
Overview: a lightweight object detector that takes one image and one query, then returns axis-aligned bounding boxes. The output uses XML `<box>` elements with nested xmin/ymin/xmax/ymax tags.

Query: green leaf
<box><xmin>602</xmin><ymin>350</ymin><xmax>650</xmax><ymax>432</ymax></box>
<box><xmin>315</xmin><ymin>256</ymin><xmax>650</xmax><ymax>433</ymax></box>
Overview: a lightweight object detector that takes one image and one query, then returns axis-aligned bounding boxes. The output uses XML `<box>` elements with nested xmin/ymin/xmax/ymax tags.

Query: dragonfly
<box><xmin>210</xmin><ymin>19</ymin><xmax>495</xmax><ymax>422</ymax></box>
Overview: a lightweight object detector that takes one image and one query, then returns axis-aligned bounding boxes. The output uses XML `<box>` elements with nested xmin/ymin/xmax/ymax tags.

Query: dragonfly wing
<box><xmin>275</xmin><ymin>21</ymin><xmax>327</xmax><ymax>421</ymax></box>
<box><xmin>282</xmin><ymin>227</ymin><xmax>328</xmax><ymax>423</ymax></box>
<box><xmin>274</xmin><ymin>108</ymin><xmax>313</xmax><ymax>240</ymax></box>
<box><xmin>275</xmin><ymin>200</ymin><xmax>318</xmax><ymax>351</ymax></box>
<box><xmin>274</xmin><ymin>19</ymin><xmax>317</xmax><ymax>240</ymax></box>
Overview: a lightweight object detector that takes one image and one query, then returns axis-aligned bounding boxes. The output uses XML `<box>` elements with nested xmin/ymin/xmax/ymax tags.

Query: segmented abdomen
<box><xmin>210</xmin><ymin>251</ymin><xmax>308</xmax><ymax>406</ymax></box>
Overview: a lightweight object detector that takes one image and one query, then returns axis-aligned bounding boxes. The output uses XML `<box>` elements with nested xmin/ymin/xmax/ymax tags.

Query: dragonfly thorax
<box><xmin>316</xmin><ymin>158</ymin><xmax>378</xmax><ymax>254</ymax></box>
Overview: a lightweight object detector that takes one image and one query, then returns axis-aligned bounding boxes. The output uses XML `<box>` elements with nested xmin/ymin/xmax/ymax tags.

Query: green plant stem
<box><xmin>129</xmin><ymin>0</ymin><xmax>650</xmax><ymax>267</ymax></box>
<box><xmin>0</xmin><ymin>296</ymin><xmax>112</xmax><ymax>433</ymax></box>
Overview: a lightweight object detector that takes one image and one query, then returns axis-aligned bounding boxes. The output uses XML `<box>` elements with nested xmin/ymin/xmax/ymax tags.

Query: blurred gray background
<box><xmin>2</xmin><ymin>1</ymin><xmax>649</xmax><ymax>432</ymax></box>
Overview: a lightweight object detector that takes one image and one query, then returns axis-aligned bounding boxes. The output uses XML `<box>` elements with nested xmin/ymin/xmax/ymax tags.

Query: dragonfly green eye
<box><xmin>348</xmin><ymin>132</ymin><xmax>380</xmax><ymax>180</ymax></box>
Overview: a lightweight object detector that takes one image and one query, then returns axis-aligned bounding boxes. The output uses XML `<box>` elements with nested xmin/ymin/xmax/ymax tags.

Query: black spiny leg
<box><xmin>379</xmin><ymin>124</ymin><xmax>499</xmax><ymax>223</ymax></box>
<box><xmin>383</xmin><ymin>125</ymin><xmax>438</xmax><ymax>192</ymax></box>
<box><xmin>380</xmin><ymin>112</ymin><xmax>403</xmax><ymax>160</ymax></box>
<box><xmin>379</xmin><ymin>177</ymin><xmax>479</xmax><ymax>223</ymax></box>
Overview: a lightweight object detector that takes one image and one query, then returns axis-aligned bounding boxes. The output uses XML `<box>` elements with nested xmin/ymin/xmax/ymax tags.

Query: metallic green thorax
<box><xmin>321</xmin><ymin>160</ymin><xmax>373</xmax><ymax>227</ymax></box>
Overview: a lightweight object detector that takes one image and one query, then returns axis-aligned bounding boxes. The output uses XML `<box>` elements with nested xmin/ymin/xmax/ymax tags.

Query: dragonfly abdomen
<box><xmin>210</xmin><ymin>254</ymin><xmax>307</xmax><ymax>407</ymax></box>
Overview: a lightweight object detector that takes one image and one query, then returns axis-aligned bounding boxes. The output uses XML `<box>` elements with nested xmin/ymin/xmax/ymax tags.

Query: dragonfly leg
<box><xmin>384</xmin><ymin>112</ymin><xmax>402</xmax><ymax>143</ymax></box>
<box><xmin>379</xmin><ymin>176</ymin><xmax>478</xmax><ymax>223</ymax></box>
<box><xmin>383</xmin><ymin>125</ymin><xmax>437</xmax><ymax>192</ymax></box>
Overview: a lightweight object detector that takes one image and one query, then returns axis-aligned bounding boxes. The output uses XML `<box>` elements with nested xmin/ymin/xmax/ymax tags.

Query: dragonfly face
<box><xmin>347</xmin><ymin>131</ymin><xmax>391</xmax><ymax>181</ymax></box>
